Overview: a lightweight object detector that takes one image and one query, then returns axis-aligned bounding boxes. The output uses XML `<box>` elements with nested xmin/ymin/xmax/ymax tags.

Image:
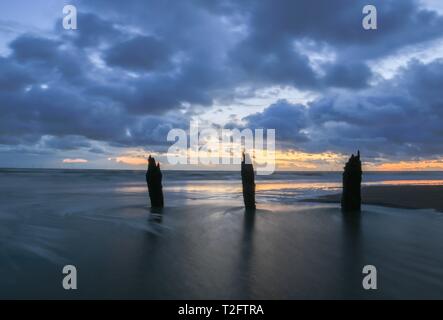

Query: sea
<box><xmin>1</xmin><ymin>169</ymin><xmax>443</xmax><ymax>299</ymax></box>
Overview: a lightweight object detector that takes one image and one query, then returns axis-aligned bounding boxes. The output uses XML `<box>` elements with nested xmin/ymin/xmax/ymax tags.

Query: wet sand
<box><xmin>306</xmin><ymin>185</ymin><xmax>443</xmax><ymax>212</ymax></box>
<box><xmin>3</xmin><ymin>202</ymin><xmax>443</xmax><ymax>299</ymax></box>
<box><xmin>2</xmin><ymin>170</ymin><xmax>443</xmax><ymax>299</ymax></box>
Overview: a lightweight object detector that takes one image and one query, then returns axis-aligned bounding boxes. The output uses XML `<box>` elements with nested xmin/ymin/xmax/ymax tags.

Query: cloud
<box><xmin>1</xmin><ymin>0</ymin><xmax>443</xmax><ymax>167</ymax></box>
<box><xmin>226</xmin><ymin>0</ymin><xmax>443</xmax><ymax>89</ymax></box>
<box><xmin>63</xmin><ymin>158</ymin><xmax>88</xmax><ymax>163</ymax></box>
<box><xmin>243</xmin><ymin>59</ymin><xmax>443</xmax><ymax>160</ymax></box>
<box><xmin>105</xmin><ymin>35</ymin><xmax>173</xmax><ymax>72</ymax></box>
<box><xmin>0</xmin><ymin>34</ymin><xmax>192</xmax><ymax>148</ymax></box>
<box><xmin>243</xmin><ymin>100</ymin><xmax>309</xmax><ymax>144</ymax></box>
<box><xmin>369</xmin><ymin>159</ymin><xmax>443</xmax><ymax>171</ymax></box>
<box><xmin>323</xmin><ymin>62</ymin><xmax>373</xmax><ymax>89</ymax></box>
<box><xmin>59</xmin><ymin>13</ymin><xmax>124</xmax><ymax>48</ymax></box>
<box><xmin>10</xmin><ymin>35</ymin><xmax>60</xmax><ymax>62</ymax></box>
<box><xmin>0</xmin><ymin>57</ymin><xmax>33</xmax><ymax>90</ymax></box>
<box><xmin>42</xmin><ymin>135</ymin><xmax>92</xmax><ymax>150</ymax></box>
<box><xmin>109</xmin><ymin>156</ymin><xmax>148</xmax><ymax>166</ymax></box>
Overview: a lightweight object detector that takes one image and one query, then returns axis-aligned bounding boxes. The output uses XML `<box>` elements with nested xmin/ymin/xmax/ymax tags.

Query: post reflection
<box><xmin>149</xmin><ymin>207</ymin><xmax>163</xmax><ymax>223</ymax></box>
<box><xmin>340</xmin><ymin>211</ymin><xmax>364</xmax><ymax>298</ymax></box>
<box><xmin>235</xmin><ymin>209</ymin><xmax>257</xmax><ymax>298</ymax></box>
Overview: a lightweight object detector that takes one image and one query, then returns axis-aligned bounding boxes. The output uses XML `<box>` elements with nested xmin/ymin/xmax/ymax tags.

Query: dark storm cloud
<box><xmin>0</xmin><ymin>57</ymin><xmax>33</xmax><ymax>90</ymax></box>
<box><xmin>230</xmin><ymin>36</ymin><xmax>319</xmax><ymax>88</ymax></box>
<box><xmin>243</xmin><ymin>59</ymin><xmax>443</xmax><ymax>159</ymax></box>
<box><xmin>10</xmin><ymin>35</ymin><xmax>60</xmax><ymax>62</ymax></box>
<box><xmin>63</xmin><ymin>13</ymin><xmax>124</xmax><ymax>48</ymax></box>
<box><xmin>323</xmin><ymin>62</ymin><xmax>373</xmax><ymax>89</ymax></box>
<box><xmin>228</xmin><ymin>0</ymin><xmax>443</xmax><ymax>57</ymax></box>
<box><xmin>1</xmin><ymin>0</ymin><xmax>443</xmax><ymax>161</ymax></box>
<box><xmin>8</xmin><ymin>34</ymin><xmax>89</xmax><ymax>86</ymax></box>
<box><xmin>244</xmin><ymin>100</ymin><xmax>309</xmax><ymax>143</ymax></box>
<box><xmin>0</xmin><ymin>57</ymin><xmax>189</xmax><ymax>150</ymax></box>
<box><xmin>226</xmin><ymin>0</ymin><xmax>443</xmax><ymax>88</ymax></box>
<box><xmin>105</xmin><ymin>36</ymin><xmax>173</xmax><ymax>71</ymax></box>
<box><xmin>86</xmin><ymin>69</ymin><xmax>220</xmax><ymax>115</ymax></box>
<box><xmin>0</xmin><ymin>85</ymin><xmax>189</xmax><ymax>149</ymax></box>
<box><xmin>42</xmin><ymin>135</ymin><xmax>92</xmax><ymax>150</ymax></box>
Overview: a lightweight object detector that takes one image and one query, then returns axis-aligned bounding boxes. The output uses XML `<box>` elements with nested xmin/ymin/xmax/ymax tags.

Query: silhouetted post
<box><xmin>146</xmin><ymin>156</ymin><xmax>164</xmax><ymax>208</ymax></box>
<box><xmin>341</xmin><ymin>151</ymin><xmax>362</xmax><ymax>212</ymax></box>
<box><xmin>241</xmin><ymin>153</ymin><xmax>256</xmax><ymax>210</ymax></box>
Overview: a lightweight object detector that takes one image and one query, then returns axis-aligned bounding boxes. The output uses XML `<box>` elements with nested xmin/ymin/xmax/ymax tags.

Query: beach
<box><xmin>1</xmin><ymin>169</ymin><xmax>443</xmax><ymax>299</ymax></box>
<box><xmin>308</xmin><ymin>185</ymin><xmax>443</xmax><ymax>212</ymax></box>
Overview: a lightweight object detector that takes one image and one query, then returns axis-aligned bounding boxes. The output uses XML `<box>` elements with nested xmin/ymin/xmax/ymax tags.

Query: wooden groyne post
<box><xmin>241</xmin><ymin>153</ymin><xmax>256</xmax><ymax>210</ymax></box>
<box><xmin>341</xmin><ymin>151</ymin><xmax>362</xmax><ymax>212</ymax></box>
<box><xmin>146</xmin><ymin>155</ymin><xmax>164</xmax><ymax>208</ymax></box>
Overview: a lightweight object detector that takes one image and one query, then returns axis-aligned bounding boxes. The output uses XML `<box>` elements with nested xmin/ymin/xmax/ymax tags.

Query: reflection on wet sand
<box><xmin>166</xmin><ymin>181</ymin><xmax>340</xmax><ymax>193</ymax></box>
<box><xmin>149</xmin><ymin>208</ymin><xmax>163</xmax><ymax>223</ymax></box>
<box><xmin>340</xmin><ymin>211</ymin><xmax>364</xmax><ymax>297</ymax></box>
<box><xmin>116</xmin><ymin>179</ymin><xmax>443</xmax><ymax>197</ymax></box>
<box><xmin>368</xmin><ymin>179</ymin><xmax>443</xmax><ymax>186</ymax></box>
<box><xmin>238</xmin><ymin>209</ymin><xmax>256</xmax><ymax>297</ymax></box>
<box><xmin>3</xmin><ymin>168</ymin><xmax>443</xmax><ymax>299</ymax></box>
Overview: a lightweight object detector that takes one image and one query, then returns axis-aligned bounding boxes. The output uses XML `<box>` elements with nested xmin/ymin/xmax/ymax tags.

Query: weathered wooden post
<box><xmin>241</xmin><ymin>153</ymin><xmax>256</xmax><ymax>210</ymax></box>
<box><xmin>146</xmin><ymin>155</ymin><xmax>164</xmax><ymax>208</ymax></box>
<box><xmin>341</xmin><ymin>150</ymin><xmax>362</xmax><ymax>212</ymax></box>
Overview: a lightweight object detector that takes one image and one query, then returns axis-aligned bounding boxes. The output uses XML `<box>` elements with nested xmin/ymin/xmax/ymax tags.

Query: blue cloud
<box><xmin>244</xmin><ymin>59</ymin><xmax>443</xmax><ymax>159</ymax></box>
<box><xmin>1</xmin><ymin>0</ymin><xmax>443</xmax><ymax>165</ymax></box>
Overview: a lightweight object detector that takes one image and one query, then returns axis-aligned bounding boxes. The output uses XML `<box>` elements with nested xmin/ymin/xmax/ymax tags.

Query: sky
<box><xmin>1</xmin><ymin>0</ymin><xmax>443</xmax><ymax>171</ymax></box>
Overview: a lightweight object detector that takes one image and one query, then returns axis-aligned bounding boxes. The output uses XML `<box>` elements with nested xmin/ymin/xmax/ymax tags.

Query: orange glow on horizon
<box><xmin>112</xmin><ymin>156</ymin><xmax>148</xmax><ymax>166</ymax></box>
<box><xmin>108</xmin><ymin>149</ymin><xmax>443</xmax><ymax>172</ymax></box>
<box><xmin>369</xmin><ymin>160</ymin><xmax>443</xmax><ymax>171</ymax></box>
<box><xmin>63</xmin><ymin>158</ymin><xmax>88</xmax><ymax>164</ymax></box>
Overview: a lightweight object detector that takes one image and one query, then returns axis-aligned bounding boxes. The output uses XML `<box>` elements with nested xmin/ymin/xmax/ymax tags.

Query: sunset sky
<box><xmin>1</xmin><ymin>0</ymin><xmax>443</xmax><ymax>171</ymax></box>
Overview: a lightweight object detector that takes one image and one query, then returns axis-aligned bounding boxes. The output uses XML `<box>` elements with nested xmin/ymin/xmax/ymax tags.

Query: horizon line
<box><xmin>2</xmin><ymin>167</ymin><xmax>443</xmax><ymax>173</ymax></box>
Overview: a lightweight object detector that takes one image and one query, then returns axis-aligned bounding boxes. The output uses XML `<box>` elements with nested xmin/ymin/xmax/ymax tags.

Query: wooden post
<box><xmin>146</xmin><ymin>155</ymin><xmax>164</xmax><ymax>208</ymax></box>
<box><xmin>241</xmin><ymin>153</ymin><xmax>256</xmax><ymax>210</ymax></box>
<box><xmin>341</xmin><ymin>150</ymin><xmax>362</xmax><ymax>212</ymax></box>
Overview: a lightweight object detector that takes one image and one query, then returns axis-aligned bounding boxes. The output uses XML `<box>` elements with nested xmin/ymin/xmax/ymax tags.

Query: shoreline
<box><xmin>302</xmin><ymin>185</ymin><xmax>443</xmax><ymax>212</ymax></box>
<box><xmin>2</xmin><ymin>170</ymin><xmax>443</xmax><ymax>298</ymax></box>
